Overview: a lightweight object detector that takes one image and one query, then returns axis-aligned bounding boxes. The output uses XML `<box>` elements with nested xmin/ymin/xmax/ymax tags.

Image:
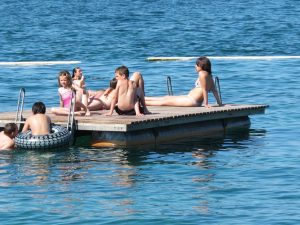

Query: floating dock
<box><xmin>0</xmin><ymin>104</ymin><xmax>268</xmax><ymax>147</ymax></box>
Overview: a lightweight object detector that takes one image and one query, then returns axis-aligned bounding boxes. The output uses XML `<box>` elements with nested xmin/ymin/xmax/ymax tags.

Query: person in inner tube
<box><xmin>0</xmin><ymin>123</ymin><xmax>18</xmax><ymax>150</ymax></box>
<box><xmin>22</xmin><ymin>102</ymin><xmax>52</xmax><ymax>135</ymax></box>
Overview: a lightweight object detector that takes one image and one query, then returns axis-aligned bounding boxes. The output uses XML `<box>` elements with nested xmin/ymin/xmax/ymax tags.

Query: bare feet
<box><xmin>85</xmin><ymin>109</ymin><xmax>91</xmax><ymax>116</ymax></box>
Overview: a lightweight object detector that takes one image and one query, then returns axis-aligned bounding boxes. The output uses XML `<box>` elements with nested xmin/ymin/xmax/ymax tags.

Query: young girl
<box><xmin>51</xmin><ymin>70</ymin><xmax>90</xmax><ymax>116</ymax></box>
<box><xmin>72</xmin><ymin>67</ymin><xmax>90</xmax><ymax>109</ymax></box>
<box><xmin>145</xmin><ymin>56</ymin><xmax>222</xmax><ymax>107</ymax></box>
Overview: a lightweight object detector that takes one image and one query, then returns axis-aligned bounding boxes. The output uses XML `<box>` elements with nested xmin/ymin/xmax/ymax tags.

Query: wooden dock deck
<box><xmin>0</xmin><ymin>104</ymin><xmax>268</xmax><ymax>147</ymax></box>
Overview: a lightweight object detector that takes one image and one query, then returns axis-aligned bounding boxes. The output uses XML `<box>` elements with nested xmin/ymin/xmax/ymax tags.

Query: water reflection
<box><xmin>0</xmin><ymin>128</ymin><xmax>267</xmax><ymax>218</ymax></box>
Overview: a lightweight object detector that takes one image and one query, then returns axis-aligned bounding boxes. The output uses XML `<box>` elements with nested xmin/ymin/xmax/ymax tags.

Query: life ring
<box><xmin>15</xmin><ymin>125</ymin><xmax>71</xmax><ymax>150</ymax></box>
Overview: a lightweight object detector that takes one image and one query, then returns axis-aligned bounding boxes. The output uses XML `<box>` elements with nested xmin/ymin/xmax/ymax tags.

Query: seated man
<box><xmin>0</xmin><ymin>123</ymin><xmax>18</xmax><ymax>150</ymax></box>
<box><xmin>106</xmin><ymin>66</ymin><xmax>150</xmax><ymax>116</ymax></box>
<box><xmin>22</xmin><ymin>102</ymin><xmax>52</xmax><ymax>135</ymax></box>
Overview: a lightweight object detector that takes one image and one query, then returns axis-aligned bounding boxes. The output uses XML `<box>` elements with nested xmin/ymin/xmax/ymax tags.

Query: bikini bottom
<box><xmin>187</xmin><ymin>95</ymin><xmax>203</xmax><ymax>106</ymax></box>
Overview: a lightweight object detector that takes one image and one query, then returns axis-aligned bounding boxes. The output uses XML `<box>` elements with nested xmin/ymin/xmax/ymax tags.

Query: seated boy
<box><xmin>0</xmin><ymin>123</ymin><xmax>18</xmax><ymax>150</ymax></box>
<box><xmin>22</xmin><ymin>102</ymin><xmax>52</xmax><ymax>135</ymax></box>
<box><xmin>106</xmin><ymin>66</ymin><xmax>150</xmax><ymax>116</ymax></box>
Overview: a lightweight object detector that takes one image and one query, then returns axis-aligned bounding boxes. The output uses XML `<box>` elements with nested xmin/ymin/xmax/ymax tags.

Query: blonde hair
<box><xmin>58</xmin><ymin>70</ymin><xmax>72</xmax><ymax>88</ymax></box>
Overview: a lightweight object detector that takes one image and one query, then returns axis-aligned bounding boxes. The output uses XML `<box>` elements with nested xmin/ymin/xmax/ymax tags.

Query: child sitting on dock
<box><xmin>72</xmin><ymin>67</ymin><xmax>98</xmax><ymax>111</ymax></box>
<box><xmin>72</xmin><ymin>67</ymin><xmax>88</xmax><ymax>106</ymax></box>
<box><xmin>145</xmin><ymin>56</ymin><xmax>222</xmax><ymax>108</ymax></box>
<box><xmin>51</xmin><ymin>70</ymin><xmax>90</xmax><ymax>116</ymax></box>
<box><xmin>106</xmin><ymin>66</ymin><xmax>150</xmax><ymax>116</ymax></box>
<box><xmin>87</xmin><ymin>78</ymin><xmax>117</xmax><ymax>111</ymax></box>
<box><xmin>0</xmin><ymin>123</ymin><xmax>18</xmax><ymax>150</ymax></box>
<box><xmin>22</xmin><ymin>102</ymin><xmax>52</xmax><ymax>135</ymax></box>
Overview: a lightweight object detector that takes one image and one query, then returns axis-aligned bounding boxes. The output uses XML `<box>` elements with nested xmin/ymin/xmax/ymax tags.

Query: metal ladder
<box><xmin>166</xmin><ymin>76</ymin><xmax>173</xmax><ymax>96</ymax></box>
<box><xmin>214</xmin><ymin>76</ymin><xmax>223</xmax><ymax>105</ymax></box>
<box><xmin>15</xmin><ymin>88</ymin><xmax>26</xmax><ymax>130</ymax></box>
<box><xmin>67</xmin><ymin>91</ymin><xmax>76</xmax><ymax>146</ymax></box>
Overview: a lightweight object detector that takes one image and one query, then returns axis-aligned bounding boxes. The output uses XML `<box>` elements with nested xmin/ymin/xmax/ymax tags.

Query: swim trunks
<box><xmin>114</xmin><ymin>105</ymin><xmax>144</xmax><ymax>115</ymax></box>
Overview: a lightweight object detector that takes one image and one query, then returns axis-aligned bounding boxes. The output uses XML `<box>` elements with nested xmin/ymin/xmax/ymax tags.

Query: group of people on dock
<box><xmin>0</xmin><ymin>56</ymin><xmax>222</xmax><ymax>150</ymax></box>
<box><xmin>51</xmin><ymin>56</ymin><xmax>222</xmax><ymax>117</ymax></box>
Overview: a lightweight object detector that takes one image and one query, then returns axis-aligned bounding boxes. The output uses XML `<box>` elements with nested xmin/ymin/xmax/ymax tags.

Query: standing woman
<box><xmin>145</xmin><ymin>56</ymin><xmax>222</xmax><ymax>107</ymax></box>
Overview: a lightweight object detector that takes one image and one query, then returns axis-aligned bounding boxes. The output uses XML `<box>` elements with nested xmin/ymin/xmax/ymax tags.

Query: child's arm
<box><xmin>79</xmin><ymin>75</ymin><xmax>86</xmax><ymax>88</ymax></box>
<box><xmin>105</xmin><ymin>86</ymin><xmax>118</xmax><ymax>116</ymax></box>
<box><xmin>48</xmin><ymin>116</ymin><xmax>52</xmax><ymax>132</ymax></box>
<box><xmin>200</xmin><ymin>72</ymin><xmax>209</xmax><ymax>107</ymax></box>
<box><xmin>103</xmin><ymin>88</ymin><xmax>112</xmax><ymax>97</ymax></box>
<box><xmin>90</xmin><ymin>90</ymin><xmax>105</xmax><ymax>99</ymax></box>
<box><xmin>22</xmin><ymin>119</ymin><xmax>30</xmax><ymax>132</ymax></box>
<box><xmin>72</xmin><ymin>83</ymin><xmax>83</xmax><ymax>92</ymax></box>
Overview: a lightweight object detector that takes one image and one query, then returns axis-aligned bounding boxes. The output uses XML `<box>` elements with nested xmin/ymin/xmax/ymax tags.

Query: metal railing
<box><xmin>67</xmin><ymin>91</ymin><xmax>76</xmax><ymax>146</ymax></box>
<box><xmin>166</xmin><ymin>76</ymin><xmax>173</xmax><ymax>96</ymax></box>
<box><xmin>214</xmin><ymin>76</ymin><xmax>222</xmax><ymax>105</ymax></box>
<box><xmin>15</xmin><ymin>88</ymin><xmax>26</xmax><ymax>127</ymax></box>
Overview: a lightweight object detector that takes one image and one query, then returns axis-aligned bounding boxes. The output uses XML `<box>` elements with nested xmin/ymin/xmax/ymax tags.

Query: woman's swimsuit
<box><xmin>187</xmin><ymin>94</ymin><xmax>202</xmax><ymax>106</ymax></box>
<box><xmin>58</xmin><ymin>87</ymin><xmax>73</xmax><ymax>108</ymax></box>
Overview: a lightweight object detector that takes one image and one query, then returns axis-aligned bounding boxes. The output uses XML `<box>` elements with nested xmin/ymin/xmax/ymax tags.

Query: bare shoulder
<box><xmin>200</xmin><ymin>70</ymin><xmax>209</xmax><ymax>78</ymax></box>
<box><xmin>26</xmin><ymin>115</ymin><xmax>34</xmax><ymax>122</ymax></box>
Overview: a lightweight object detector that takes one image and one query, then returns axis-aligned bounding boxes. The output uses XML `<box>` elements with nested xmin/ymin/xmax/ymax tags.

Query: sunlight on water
<box><xmin>0</xmin><ymin>0</ymin><xmax>300</xmax><ymax>224</ymax></box>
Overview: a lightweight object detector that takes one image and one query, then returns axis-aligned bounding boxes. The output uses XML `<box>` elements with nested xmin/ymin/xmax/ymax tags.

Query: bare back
<box><xmin>117</xmin><ymin>79</ymin><xmax>137</xmax><ymax>111</ymax></box>
<box><xmin>22</xmin><ymin>114</ymin><xmax>51</xmax><ymax>135</ymax></box>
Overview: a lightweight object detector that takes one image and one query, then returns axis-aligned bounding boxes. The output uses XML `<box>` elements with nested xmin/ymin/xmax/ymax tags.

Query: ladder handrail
<box><xmin>15</xmin><ymin>88</ymin><xmax>26</xmax><ymax>124</ymax></box>
<box><xmin>166</xmin><ymin>76</ymin><xmax>173</xmax><ymax>96</ymax></box>
<box><xmin>214</xmin><ymin>76</ymin><xmax>223</xmax><ymax>105</ymax></box>
<box><xmin>67</xmin><ymin>90</ymin><xmax>76</xmax><ymax>146</ymax></box>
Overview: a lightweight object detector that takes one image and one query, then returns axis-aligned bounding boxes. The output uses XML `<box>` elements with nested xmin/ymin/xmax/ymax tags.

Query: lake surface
<box><xmin>1</xmin><ymin>0</ymin><xmax>300</xmax><ymax>224</ymax></box>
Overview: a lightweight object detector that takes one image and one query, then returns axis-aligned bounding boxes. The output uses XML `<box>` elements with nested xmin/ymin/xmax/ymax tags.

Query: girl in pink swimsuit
<box><xmin>51</xmin><ymin>71</ymin><xmax>90</xmax><ymax>116</ymax></box>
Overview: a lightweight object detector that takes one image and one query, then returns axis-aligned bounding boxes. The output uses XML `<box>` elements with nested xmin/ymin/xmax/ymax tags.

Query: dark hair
<box><xmin>32</xmin><ymin>101</ymin><xmax>46</xmax><ymax>114</ymax></box>
<box><xmin>196</xmin><ymin>56</ymin><xmax>212</xmax><ymax>74</ymax></box>
<box><xmin>4</xmin><ymin>123</ymin><xmax>17</xmax><ymax>135</ymax></box>
<box><xmin>72</xmin><ymin>67</ymin><xmax>81</xmax><ymax>78</ymax></box>
<box><xmin>58</xmin><ymin>70</ymin><xmax>72</xmax><ymax>87</ymax></box>
<box><xmin>115</xmin><ymin>65</ymin><xmax>129</xmax><ymax>78</ymax></box>
<box><xmin>110</xmin><ymin>78</ymin><xmax>117</xmax><ymax>89</ymax></box>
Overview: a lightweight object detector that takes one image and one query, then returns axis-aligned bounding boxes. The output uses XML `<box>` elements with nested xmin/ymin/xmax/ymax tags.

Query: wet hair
<box><xmin>72</xmin><ymin>67</ymin><xmax>81</xmax><ymax>78</ymax></box>
<box><xmin>110</xmin><ymin>78</ymin><xmax>117</xmax><ymax>89</ymax></box>
<box><xmin>32</xmin><ymin>101</ymin><xmax>46</xmax><ymax>114</ymax></box>
<box><xmin>115</xmin><ymin>65</ymin><xmax>129</xmax><ymax>78</ymax></box>
<box><xmin>196</xmin><ymin>56</ymin><xmax>212</xmax><ymax>74</ymax></box>
<box><xmin>4</xmin><ymin>123</ymin><xmax>17</xmax><ymax>135</ymax></box>
<box><xmin>58</xmin><ymin>70</ymin><xmax>72</xmax><ymax>88</ymax></box>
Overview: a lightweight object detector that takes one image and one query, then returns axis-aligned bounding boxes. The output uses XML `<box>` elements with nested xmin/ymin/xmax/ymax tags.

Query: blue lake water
<box><xmin>1</xmin><ymin>0</ymin><xmax>300</xmax><ymax>224</ymax></box>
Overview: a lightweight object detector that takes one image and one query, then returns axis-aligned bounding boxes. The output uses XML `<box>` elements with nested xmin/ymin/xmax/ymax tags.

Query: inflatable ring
<box><xmin>15</xmin><ymin>125</ymin><xmax>71</xmax><ymax>150</ymax></box>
